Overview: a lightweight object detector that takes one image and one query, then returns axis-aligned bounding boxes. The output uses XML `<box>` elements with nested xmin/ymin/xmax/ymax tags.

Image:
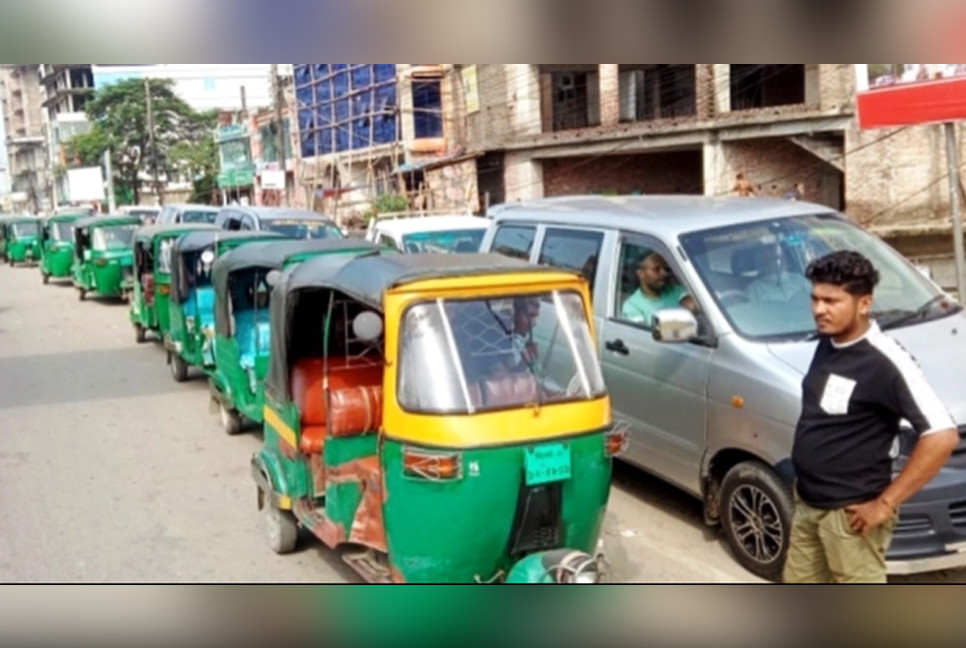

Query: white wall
<box><xmin>91</xmin><ymin>64</ymin><xmax>289</xmax><ymax>112</ymax></box>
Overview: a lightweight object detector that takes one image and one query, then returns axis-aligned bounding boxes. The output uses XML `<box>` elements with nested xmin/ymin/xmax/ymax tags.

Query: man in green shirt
<box><xmin>622</xmin><ymin>252</ymin><xmax>695</xmax><ymax>326</ymax></box>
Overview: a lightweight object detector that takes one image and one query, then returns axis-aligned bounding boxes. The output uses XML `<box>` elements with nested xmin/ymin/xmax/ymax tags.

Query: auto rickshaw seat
<box><xmin>292</xmin><ymin>358</ymin><xmax>385</xmax><ymax>453</ymax></box>
<box><xmin>480</xmin><ymin>372</ymin><xmax>540</xmax><ymax>408</ymax></box>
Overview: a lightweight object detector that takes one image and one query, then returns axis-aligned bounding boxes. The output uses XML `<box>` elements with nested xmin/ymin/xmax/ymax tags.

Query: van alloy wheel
<box><xmin>719</xmin><ymin>461</ymin><xmax>793</xmax><ymax>582</ymax></box>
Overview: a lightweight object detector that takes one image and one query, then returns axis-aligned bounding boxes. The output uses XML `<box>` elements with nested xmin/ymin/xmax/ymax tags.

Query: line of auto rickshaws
<box><xmin>0</xmin><ymin>208</ymin><xmax>629</xmax><ymax>584</ymax></box>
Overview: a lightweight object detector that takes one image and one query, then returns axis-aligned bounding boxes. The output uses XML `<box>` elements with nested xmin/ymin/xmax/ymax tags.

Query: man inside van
<box><xmin>784</xmin><ymin>251</ymin><xmax>958</xmax><ymax>584</ymax></box>
<box><xmin>622</xmin><ymin>252</ymin><xmax>696</xmax><ymax>326</ymax></box>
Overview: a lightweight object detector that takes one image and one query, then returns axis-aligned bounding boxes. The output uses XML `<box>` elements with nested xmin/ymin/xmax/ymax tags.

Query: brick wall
<box><xmin>717</xmin><ymin>139</ymin><xmax>842</xmax><ymax>208</ymax></box>
<box><xmin>464</xmin><ymin>64</ymin><xmax>513</xmax><ymax>149</ymax></box>
<box><xmin>542</xmin><ymin>150</ymin><xmax>703</xmax><ymax>197</ymax></box>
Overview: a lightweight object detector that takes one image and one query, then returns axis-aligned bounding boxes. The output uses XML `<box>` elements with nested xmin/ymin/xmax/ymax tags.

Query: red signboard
<box><xmin>856</xmin><ymin>64</ymin><xmax>966</xmax><ymax>129</ymax></box>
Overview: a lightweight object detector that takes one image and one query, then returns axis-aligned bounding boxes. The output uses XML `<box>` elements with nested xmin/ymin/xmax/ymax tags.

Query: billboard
<box><xmin>67</xmin><ymin>167</ymin><xmax>104</xmax><ymax>203</ymax></box>
<box><xmin>856</xmin><ymin>64</ymin><xmax>966</xmax><ymax>129</ymax></box>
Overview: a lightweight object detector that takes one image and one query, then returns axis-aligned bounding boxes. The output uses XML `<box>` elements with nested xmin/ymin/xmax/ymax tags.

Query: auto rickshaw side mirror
<box><xmin>353</xmin><ymin>311</ymin><xmax>383</xmax><ymax>342</ymax></box>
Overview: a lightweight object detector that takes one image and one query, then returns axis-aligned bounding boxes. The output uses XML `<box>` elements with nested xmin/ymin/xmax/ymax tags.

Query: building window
<box><xmin>545</xmin><ymin>68</ymin><xmax>600</xmax><ymax>132</ymax></box>
<box><xmin>412</xmin><ymin>78</ymin><xmax>443</xmax><ymax>139</ymax></box>
<box><xmin>619</xmin><ymin>65</ymin><xmax>696</xmax><ymax>122</ymax></box>
<box><xmin>730</xmin><ymin>65</ymin><xmax>806</xmax><ymax>111</ymax></box>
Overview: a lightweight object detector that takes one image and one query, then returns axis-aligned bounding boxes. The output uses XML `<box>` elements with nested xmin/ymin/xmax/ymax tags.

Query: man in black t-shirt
<box><xmin>784</xmin><ymin>251</ymin><xmax>958</xmax><ymax>584</ymax></box>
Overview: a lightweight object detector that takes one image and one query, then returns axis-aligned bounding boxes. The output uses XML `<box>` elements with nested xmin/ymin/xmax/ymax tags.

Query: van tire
<box><xmin>169</xmin><ymin>352</ymin><xmax>189</xmax><ymax>383</ymax></box>
<box><xmin>265</xmin><ymin>502</ymin><xmax>298</xmax><ymax>555</ymax></box>
<box><xmin>719</xmin><ymin>461</ymin><xmax>793</xmax><ymax>582</ymax></box>
<box><xmin>220</xmin><ymin>403</ymin><xmax>244</xmax><ymax>436</ymax></box>
<box><xmin>134</xmin><ymin>324</ymin><xmax>147</xmax><ymax>344</ymax></box>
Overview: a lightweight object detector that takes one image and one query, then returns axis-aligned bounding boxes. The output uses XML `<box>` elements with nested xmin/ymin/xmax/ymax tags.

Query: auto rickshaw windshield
<box><xmin>92</xmin><ymin>224</ymin><xmax>137</xmax><ymax>251</ymax></box>
<box><xmin>264</xmin><ymin>220</ymin><xmax>343</xmax><ymax>240</ymax></box>
<box><xmin>398</xmin><ymin>290</ymin><xmax>606</xmax><ymax>414</ymax></box>
<box><xmin>51</xmin><ymin>221</ymin><xmax>75</xmax><ymax>243</ymax></box>
<box><xmin>11</xmin><ymin>222</ymin><xmax>39</xmax><ymax>237</ymax></box>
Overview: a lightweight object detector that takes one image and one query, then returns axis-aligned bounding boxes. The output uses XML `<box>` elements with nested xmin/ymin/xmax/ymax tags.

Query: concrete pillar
<box><xmin>805</xmin><ymin>64</ymin><xmax>821</xmax><ymax>107</ymax></box>
<box><xmin>694</xmin><ymin>64</ymin><xmax>715</xmax><ymax>119</ymax></box>
<box><xmin>702</xmin><ymin>134</ymin><xmax>727</xmax><ymax>197</ymax></box>
<box><xmin>712</xmin><ymin>64</ymin><xmax>731</xmax><ymax>115</ymax></box>
<box><xmin>504</xmin><ymin>153</ymin><xmax>543</xmax><ymax>202</ymax></box>
<box><xmin>599</xmin><ymin>64</ymin><xmax>620</xmax><ymax>126</ymax></box>
<box><xmin>506</xmin><ymin>65</ymin><xmax>542</xmax><ymax>136</ymax></box>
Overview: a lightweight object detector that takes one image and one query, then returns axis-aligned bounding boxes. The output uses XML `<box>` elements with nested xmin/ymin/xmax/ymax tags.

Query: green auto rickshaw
<box><xmin>253</xmin><ymin>252</ymin><xmax>624</xmax><ymax>583</ymax></box>
<box><xmin>72</xmin><ymin>216</ymin><xmax>141</xmax><ymax>300</ymax></box>
<box><xmin>165</xmin><ymin>230</ymin><xmax>283</xmax><ymax>383</ymax></box>
<box><xmin>39</xmin><ymin>212</ymin><xmax>86</xmax><ymax>283</ymax></box>
<box><xmin>5</xmin><ymin>216</ymin><xmax>43</xmax><ymax>267</ymax></box>
<box><xmin>129</xmin><ymin>223</ymin><xmax>219</xmax><ymax>344</ymax></box>
<box><xmin>209</xmin><ymin>239</ymin><xmax>384</xmax><ymax>435</ymax></box>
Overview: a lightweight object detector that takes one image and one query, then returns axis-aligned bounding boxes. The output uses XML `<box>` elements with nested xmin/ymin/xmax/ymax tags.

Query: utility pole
<box><xmin>144</xmin><ymin>78</ymin><xmax>162</xmax><ymax>206</ymax></box>
<box><xmin>103</xmin><ymin>148</ymin><xmax>116</xmax><ymax>213</ymax></box>
<box><xmin>271</xmin><ymin>64</ymin><xmax>288</xmax><ymax>206</ymax></box>
<box><xmin>944</xmin><ymin>121</ymin><xmax>966</xmax><ymax>302</ymax></box>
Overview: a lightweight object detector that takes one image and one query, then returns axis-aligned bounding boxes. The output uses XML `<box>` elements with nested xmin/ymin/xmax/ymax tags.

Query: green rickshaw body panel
<box><xmin>7</xmin><ymin>237</ymin><xmax>41</xmax><ymax>263</ymax></box>
<box><xmin>74</xmin><ymin>250</ymin><xmax>133</xmax><ymax>297</ymax></box>
<box><xmin>42</xmin><ymin>246</ymin><xmax>75</xmax><ymax>277</ymax></box>
<box><xmin>380</xmin><ymin>434</ymin><xmax>611</xmax><ymax>584</ymax></box>
<box><xmin>258</xmin><ymin>400</ymin><xmax>312</xmax><ymax>500</ymax></box>
<box><xmin>212</xmin><ymin>334</ymin><xmax>271</xmax><ymax>422</ymax></box>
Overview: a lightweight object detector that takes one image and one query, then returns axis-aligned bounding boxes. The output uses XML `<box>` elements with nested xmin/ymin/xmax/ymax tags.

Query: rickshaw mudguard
<box><xmin>252</xmin><ymin>448</ymin><xmax>297</xmax><ymax>510</ymax></box>
<box><xmin>504</xmin><ymin>549</ymin><xmax>603</xmax><ymax>584</ymax></box>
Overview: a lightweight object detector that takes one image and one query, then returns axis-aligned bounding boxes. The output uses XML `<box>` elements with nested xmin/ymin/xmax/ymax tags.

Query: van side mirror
<box><xmin>652</xmin><ymin>308</ymin><xmax>698</xmax><ymax>344</ymax></box>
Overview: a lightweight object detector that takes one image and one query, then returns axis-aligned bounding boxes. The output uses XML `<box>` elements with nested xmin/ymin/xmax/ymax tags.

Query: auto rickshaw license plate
<box><xmin>525</xmin><ymin>443</ymin><xmax>572</xmax><ymax>486</ymax></box>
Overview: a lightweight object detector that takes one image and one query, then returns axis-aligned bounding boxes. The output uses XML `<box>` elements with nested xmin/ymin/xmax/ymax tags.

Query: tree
<box><xmin>69</xmin><ymin>78</ymin><xmax>209</xmax><ymax>205</ymax></box>
<box><xmin>169</xmin><ymin>110</ymin><xmax>219</xmax><ymax>204</ymax></box>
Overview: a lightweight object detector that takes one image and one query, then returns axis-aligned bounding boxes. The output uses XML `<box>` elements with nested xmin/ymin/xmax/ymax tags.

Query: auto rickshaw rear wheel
<box><xmin>265</xmin><ymin>502</ymin><xmax>298</xmax><ymax>554</ymax></box>
<box><xmin>169</xmin><ymin>352</ymin><xmax>189</xmax><ymax>383</ymax></box>
<box><xmin>42</xmin><ymin>272</ymin><xmax>49</xmax><ymax>285</ymax></box>
<box><xmin>134</xmin><ymin>324</ymin><xmax>147</xmax><ymax>344</ymax></box>
<box><xmin>220</xmin><ymin>403</ymin><xmax>243</xmax><ymax>436</ymax></box>
<box><xmin>78</xmin><ymin>288</ymin><xmax>86</xmax><ymax>301</ymax></box>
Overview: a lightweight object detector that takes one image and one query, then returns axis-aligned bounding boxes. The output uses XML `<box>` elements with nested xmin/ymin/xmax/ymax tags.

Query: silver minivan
<box><xmin>481</xmin><ymin>195</ymin><xmax>966</xmax><ymax>580</ymax></box>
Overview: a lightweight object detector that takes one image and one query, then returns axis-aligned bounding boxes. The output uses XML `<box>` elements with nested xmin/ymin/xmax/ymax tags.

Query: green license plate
<box><xmin>525</xmin><ymin>443</ymin><xmax>572</xmax><ymax>486</ymax></box>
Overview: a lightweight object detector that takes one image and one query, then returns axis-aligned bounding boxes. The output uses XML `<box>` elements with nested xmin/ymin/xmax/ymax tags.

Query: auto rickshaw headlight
<box><xmin>94</xmin><ymin>258</ymin><xmax>108</xmax><ymax>267</ymax></box>
<box><xmin>551</xmin><ymin>551</ymin><xmax>605</xmax><ymax>584</ymax></box>
<box><xmin>605</xmin><ymin>424</ymin><xmax>629</xmax><ymax>457</ymax></box>
<box><xmin>402</xmin><ymin>448</ymin><xmax>462</xmax><ymax>481</ymax></box>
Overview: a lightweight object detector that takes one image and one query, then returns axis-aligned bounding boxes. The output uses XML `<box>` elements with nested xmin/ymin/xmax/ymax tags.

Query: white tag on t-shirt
<box><xmin>820</xmin><ymin>374</ymin><xmax>857</xmax><ymax>416</ymax></box>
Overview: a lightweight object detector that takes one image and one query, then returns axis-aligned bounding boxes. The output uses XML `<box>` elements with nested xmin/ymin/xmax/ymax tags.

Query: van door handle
<box><xmin>605</xmin><ymin>339</ymin><xmax>630</xmax><ymax>356</ymax></box>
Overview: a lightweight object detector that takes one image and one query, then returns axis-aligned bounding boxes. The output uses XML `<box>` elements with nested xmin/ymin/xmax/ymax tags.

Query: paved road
<box><xmin>0</xmin><ymin>261</ymin><xmax>955</xmax><ymax>583</ymax></box>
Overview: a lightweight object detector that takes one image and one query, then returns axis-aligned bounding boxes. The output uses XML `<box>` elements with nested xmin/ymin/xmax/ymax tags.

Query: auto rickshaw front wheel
<box><xmin>41</xmin><ymin>272</ymin><xmax>49</xmax><ymax>285</ymax></box>
<box><xmin>77</xmin><ymin>288</ymin><xmax>86</xmax><ymax>301</ymax></box>
<box><xmin>168</xmin><ymin>352</ymin><xmax>189</xmax><ymax>383</ymax></box>
<box><xmin>265</xmin><ymin>500</ymin><xmax>298</xmax><ymax>555</ymax></box>
<box><xmin>220</xmin><ymin>403</ymin><xmax>243</xmax><ymax>436</ymax></box>
<box><xmin>134</xmin><ymin>324</ymin><xmax>147</xmax><ymax>344</ymax></box>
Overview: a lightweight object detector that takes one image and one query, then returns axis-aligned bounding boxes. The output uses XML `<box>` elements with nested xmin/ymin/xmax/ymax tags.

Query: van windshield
<box><xmin>401</xmin><ymin>229</ymin><xmax>485</xmax><ymax>254</ymax></box>
<box><xmin>265</xmin><ymin>219</ymin><xmax>343</xmax><ymax>240</ymax></box>
<box><xmin>182</xmin><ymin>210</ymin><xmax>218</xmax><ymax>224</ymax></box>
<box><xmin>398</xmin><ymin>291</ymin><xmax>606</xmax><ymax>414</ymax></box>
<box><xmin>680</xmin><ymin>213</ymin><xmax>960</xmax><ymax>341</ymax></box>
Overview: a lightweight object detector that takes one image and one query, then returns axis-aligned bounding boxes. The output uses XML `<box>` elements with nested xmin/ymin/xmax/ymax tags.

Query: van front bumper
<box><xmin>886</xmin><ymin>459</ymin><xmax>966</xmax><ymax>575</ymax></box>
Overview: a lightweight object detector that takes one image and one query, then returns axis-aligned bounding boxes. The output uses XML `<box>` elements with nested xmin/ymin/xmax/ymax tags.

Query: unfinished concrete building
<box><xmin>460</xmin><ymin>64</ymin><xmax>966</xmax><ymax>290</ymax></box>
<box><xmin>1</xmin><ymin>65</ymin><xmax>49</xmax><ymax>213</ymax></box>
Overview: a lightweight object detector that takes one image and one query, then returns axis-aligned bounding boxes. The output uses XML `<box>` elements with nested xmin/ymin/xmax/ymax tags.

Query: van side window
<box><xmin>491</xmin><ymin>225</ymin><xmax>536</xmax><ymax>261</ymax></box>
<box><xmin>614</xmin><ymin>235</ymin><xmax>694</xmax><ymax>330</ymax></box>
<box><xmin>378</xmin><ymin>234</ymin><xmax>400</xmax><ymax>251</ymax></box>
<box><xmin>538</xmin><ymin>228</ymin><xmax>603</xmax><ymax>292</ymax></box>
<box><xmin>225</xmin><ymin>215</ymin><xmax>243</xmax><ymax>231</ymax></box>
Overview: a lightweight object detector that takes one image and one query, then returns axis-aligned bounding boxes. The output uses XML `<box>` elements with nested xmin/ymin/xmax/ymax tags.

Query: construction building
<box><xmin>456</xmin><ymin>64</ymin><xmax>966</xmax><ymax>290</ymax></box>
<box><xmin>39</xmin><ymin>64</ymin><xmax>95</xmax><ymax>207</ymax></box>
<box><xmin>293</xmin><ymin>64</ymin><xmax>469</xmax><ymax>224</ymax></box>
<box><xmin>1</xmin><ymin>64</ymin><xmax>49</xmax><ymax>213</ymax></box>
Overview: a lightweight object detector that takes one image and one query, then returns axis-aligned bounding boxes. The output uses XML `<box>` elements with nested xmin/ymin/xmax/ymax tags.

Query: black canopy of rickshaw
<box><xmin>265</xmin><ymin>252</ymin><xmax>562</xmax><ymax>401</ymax></box>
<box><xmin>133</xmin><ymin>223</ymin><xmax>218</xmax><ymax>243</ymax></box>
<box><xmin>212</xmin><ymin>238</ymin><xmax>382</xmax><ymax>338</ymax></box>
<box><xmin>169</xmin><ymin>230</ymin><xmax>281</xmax><ymax>304</ymax></box>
